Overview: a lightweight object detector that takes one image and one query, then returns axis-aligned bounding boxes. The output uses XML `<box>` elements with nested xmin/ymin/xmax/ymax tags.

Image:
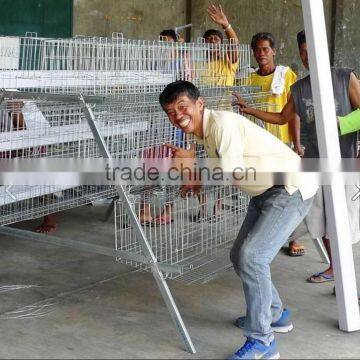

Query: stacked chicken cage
<box><xmin>0</xmin><ymin>33</ymin><xmax>273</xmax><ymax>353</ymax></box>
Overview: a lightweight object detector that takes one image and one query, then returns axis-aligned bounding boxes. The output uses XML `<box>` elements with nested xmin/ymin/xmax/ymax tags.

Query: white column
<box><xmin>301</xmin><ymin>0</ymin><xmax>360</xmax><ymax>331</ymax></box>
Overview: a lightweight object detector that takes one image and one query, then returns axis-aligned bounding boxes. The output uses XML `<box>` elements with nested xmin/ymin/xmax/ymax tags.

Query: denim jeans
<box><xmin>230</xmin><ymin>186</ymin><xmax>314</xmax><ymax>345</ymax></box>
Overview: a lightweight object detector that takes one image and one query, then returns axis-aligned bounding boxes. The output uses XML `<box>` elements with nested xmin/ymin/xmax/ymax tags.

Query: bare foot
<box><xmin>155</xmin><ymin>204</ymin><xmax>173</xmax><ymax>225</ymax></box>
<box><xmin>35</xmin><ymin>215</ymin><xmax>57</xmax><ymax>235</ymax></box>
<box><xmin>139</xmin><ymin>203</ymin><xmax>153</xmax><ymax>225</ymax></box>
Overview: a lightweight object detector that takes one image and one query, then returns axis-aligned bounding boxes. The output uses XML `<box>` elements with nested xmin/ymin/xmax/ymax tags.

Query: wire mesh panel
<box><xmin>0</xmin><ymin>34</ymin><xmax>274</xmax><ymax>283</ymax></box>
<box><xmin>115</xmin><ymin>186</ymin><xmax>250</xmax><ymax>283</ymax></box>
<box><xmin>0</xmin><ymin>85</ymin><xmax>270</xmax><ymax>228</ymax></box>
<box><xmin>0</xmin><ymin>33</ymin><xmax>285</xmax><ymax>353</ymax></box>
<box><xmin>0</xmin><ymin>185</ymin><xmax>117</xmax><ymax>226</ymax></box>
<box><xmin>0</xmin><ymin>35</ymin><xmax>251</xmax><ymax>94</ymax></box>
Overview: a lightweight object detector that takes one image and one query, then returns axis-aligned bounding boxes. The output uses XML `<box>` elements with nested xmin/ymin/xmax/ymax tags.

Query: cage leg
<box><xmin>103</xmin><ymin>196</ymin><xmax>119</xmax><ymax>222</ymax></box>
<box><xmin>117</xmin><ymin>186</ymin><xmax>196</xmax><ymax>354</ymax></box>
<box><xmin>81</xmin><ymin>98</ymin><xmax>195</xmax><ymax>353</ymax></box>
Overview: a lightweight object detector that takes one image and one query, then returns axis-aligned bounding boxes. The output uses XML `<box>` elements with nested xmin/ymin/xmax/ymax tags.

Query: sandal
<box><xmin>288</xmin><ymin>242</ymin><xmax>305</xmax><ymax>257</ymax></box>
<box><xmin>307</xmin><ymin>271</ymin><xmax>334</xmax><ymax>283</ymax></box>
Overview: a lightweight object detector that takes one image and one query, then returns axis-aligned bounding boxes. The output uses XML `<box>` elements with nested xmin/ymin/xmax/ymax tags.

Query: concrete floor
<box><xmin>0</xmin><ymin>204</ymin><xmax>360</xmax><ymax>359</ymax></box>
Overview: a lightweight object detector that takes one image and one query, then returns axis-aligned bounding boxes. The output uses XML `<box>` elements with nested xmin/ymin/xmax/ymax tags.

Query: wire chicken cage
<box><xmin>0</xmin><ymin>33</ymin><xmax>274</xmax><ymax>353</ymax></box>
<box><xmin>0</xmin><ymin>33</ymin><xmax>252</xmax><ymax>94</ymax></box>
<box><xmin>115</xmin><ymin>186</ymin><xmax>250</xmax><ymax>284</ymax></box>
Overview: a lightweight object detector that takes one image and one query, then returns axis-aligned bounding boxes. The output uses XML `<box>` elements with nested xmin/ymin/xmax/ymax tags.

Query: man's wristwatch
<box><xmin>223</xmin><ymin>23</ymin><xmax>232</xmax><ymax>31</ymax></box>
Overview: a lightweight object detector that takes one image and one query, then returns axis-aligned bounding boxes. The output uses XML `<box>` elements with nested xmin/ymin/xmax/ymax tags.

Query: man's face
<box><xmin>162</xmin><ymin>36</ymin><xmax>175</xmax><ymax>43</ymax></box>
<box><xmin>163</xmin><ymin>94</ymin><xmax>204</xmax><ymax>135</ymax></box>
<box><xmin>205</xmin><ymin>34</ymin><xmax>222</xmax><ymax>45</ymax></box>
<box><xmin>253</xmin><ymin>39</ymin><xmax>276</xmax><ymax>68</ymax></box>
<box><xmin>205</xmin><ymin>35</ymin><xmax>222</xmax><ymax>60</ymax></box>
<box><xmin>299</xmin><ymin>42</ymin><xmax>309</xmax><ymax>70</ymax></box>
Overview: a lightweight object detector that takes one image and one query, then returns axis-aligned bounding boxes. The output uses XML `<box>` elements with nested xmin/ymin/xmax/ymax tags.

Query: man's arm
<box><xmin>337</xmin><ymin>72</ymin><xmax>360</xmax><ymax>136</ymax></box>
<box><xmin>289</xmin><ymin>114</ymin><xmax>303</xmax><ymax>156</ymax></box>
<box><xmin>349</xmin><ymin>71</ymin><xmax>360</xmax><ymax>109</ymax></box>
<box><xmin>207</xmin><ymin>4</ymin><xmax>239</xmax><ymax>64</ymax></box>
<box><xmin>233</xmin><ymin>92</ymin><xmax>297</xmax><ymax>126</ymax></box>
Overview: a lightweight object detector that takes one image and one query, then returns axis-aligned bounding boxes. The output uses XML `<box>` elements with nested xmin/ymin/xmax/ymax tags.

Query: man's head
<box><xmin>297</xmin><ymin>30</ymin><xmax>308</xmax><ymax>70</ymax></box>
<box><xmin>203</xmin><ymin>29</ymin><xmax>224</xmax><ymax>44</ymax></box>
<box><xmin>251</xmin><ymin>32</ymin><xmax>276</xmax><ymax>68</ymax></box>
<box><xmin>160</xmin><ymin>29</ymin><xmax>178</xmax><ymax>42</ymax></box>
<box><xmin>159</xmin><ymin>81</ymin><xmax>204</xmax><ymax>136</ymax></box>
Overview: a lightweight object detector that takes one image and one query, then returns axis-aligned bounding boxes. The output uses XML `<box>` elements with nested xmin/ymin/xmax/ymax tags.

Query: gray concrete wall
<box><xmin>333</xmin><ymin>0</ymin><xmax>360</xmax><ymax>73</ymax></box>
<box><xmin>73</xmin><ymin>0</ymin><xmax>359</xmax><ymax>75</ymax></box>
<box><xmin>73</xmin><ymin>0</ymin><xmax>187</xmax><ymax>40</ymax></box>
<box><xmin>190</xmin><ymin>0</ymin><xmax>333</xmax><ymax>76</ymax></box>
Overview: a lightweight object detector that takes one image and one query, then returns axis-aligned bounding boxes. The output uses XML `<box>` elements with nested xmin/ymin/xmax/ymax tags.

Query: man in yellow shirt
<box><xmin>201</xmin><ymin>4</ymin><xmax>239</xmax><ymax>86</ymax></box>
<box><xmin>248</xmin><ymin>32</ymin><xmax>303</xmax><ymax>256</ymax></box>
<box><xmin>249</xmin><ymin>32</ymin><xmax>297</xmax><ymax>145</ymax></box>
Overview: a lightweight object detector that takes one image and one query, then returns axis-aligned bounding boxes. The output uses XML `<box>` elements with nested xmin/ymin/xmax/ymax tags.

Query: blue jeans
<box><xmin>230</xmin><ymin>186</ymin><xmax>314</xmax><ymax>344</ymax></box>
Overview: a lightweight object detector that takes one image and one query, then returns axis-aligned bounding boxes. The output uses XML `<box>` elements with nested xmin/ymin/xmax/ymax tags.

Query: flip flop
<box><xmin>307</xmin><ymin>271</ymin><xmax>334</xmax><ymax>283</ymax></box>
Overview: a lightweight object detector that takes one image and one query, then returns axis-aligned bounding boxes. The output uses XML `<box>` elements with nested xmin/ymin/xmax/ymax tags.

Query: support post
<box><xmin>301</xmin><ymin>0</ymin><xmax>360</xmax><ymax>332</ymax></box>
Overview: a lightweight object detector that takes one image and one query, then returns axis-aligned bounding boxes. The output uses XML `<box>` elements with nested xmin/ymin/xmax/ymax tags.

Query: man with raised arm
<box><xmin>201</xmin><ymin>3</ymin><xmax>239</xmax><ymax>86</ymax></box>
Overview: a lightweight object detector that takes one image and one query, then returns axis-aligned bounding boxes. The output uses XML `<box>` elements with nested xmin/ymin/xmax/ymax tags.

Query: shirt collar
<box><xmin>194</xmin><ymin>108</ymin><xmax>211</xmax><ymax>144</ymax></box>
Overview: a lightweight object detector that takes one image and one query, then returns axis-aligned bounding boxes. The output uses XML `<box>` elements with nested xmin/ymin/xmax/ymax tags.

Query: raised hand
<box><xmin>207</xmin><ymin>4</ymin><xmax>229</xmax><ymax>29</ymax></box>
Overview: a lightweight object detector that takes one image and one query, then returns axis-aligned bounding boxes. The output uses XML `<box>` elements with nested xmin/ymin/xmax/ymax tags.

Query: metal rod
<box><xmin>79</xmin><ymin>94</ymin><xmax>111</xmax><ymax>159</ymax></box>
<box><xmin>313</xmin><ymin>238</ymin><xmax>331</xmax><ymax>264</ymax></box>
<box><xmin>0</xmin><ymin>226</ymin><xmax>182</xmax><ymax>274</ymax></box>
<box><xmin>0</xmin><ymin>89</ymin><xmax>105</xmax><ymax>104</ymax></box>
<box><xmin>117</xmin><ymin>186</ymin><xmax>196</xmax><ymax>354</ymax></box>
<box><xmin>82</xmin><ymin>97</ymin><xmax>196</xmax><ymax>353</ymax></box>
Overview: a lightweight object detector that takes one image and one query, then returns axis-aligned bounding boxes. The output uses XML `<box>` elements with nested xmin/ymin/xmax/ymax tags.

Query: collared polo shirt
<box><xmin>194</xmin><ymin>108</ymin><xmax>318</xmax><ymax>199</ymax></box>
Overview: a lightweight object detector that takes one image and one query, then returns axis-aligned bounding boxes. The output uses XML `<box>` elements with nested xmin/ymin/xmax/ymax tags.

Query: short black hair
<box><xmin>203</xmin><ymin>29</ymin><xmax>224</xmax><ymax>43</ymax></box>
<box><xmin>160</xmin><ymin>29</ymin><xmax>178</xmax><ymax>42</ymax></box>
<box><xmin>159</xmin><ymin>81</ymin><xmax>200</xmax><ymax>108</ymax></box>
<box><xmin>251</xmin><ymin>32</ymin><xmax>276</xmax><ymax>50</ymax></box>
<box><xmin>297</xmin><ymin>30</ymin><xmax>306</xmax><ymax>48</ymax></box>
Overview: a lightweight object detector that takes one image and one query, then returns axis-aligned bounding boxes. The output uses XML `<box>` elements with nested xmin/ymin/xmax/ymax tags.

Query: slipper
<box><xmin>307</xmin><ymin>271</ymin><xmax>334</xmax><ymax>283</ymax></box>
<box><xmin>35</xmin><ymin>224</ymin><xmax>58</xmax><ymax>235</ymax></box>
<box><xmin>287</xmin><ymin>245</ymin><xmax>305</xmax><ymax>257</ymax></box>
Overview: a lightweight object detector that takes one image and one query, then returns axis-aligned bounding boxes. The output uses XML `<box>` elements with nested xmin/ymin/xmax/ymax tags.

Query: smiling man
<box><xmin>160</xmin><ymin>80</ymin><xmax>318</xmax><ymax>360</ymax></box>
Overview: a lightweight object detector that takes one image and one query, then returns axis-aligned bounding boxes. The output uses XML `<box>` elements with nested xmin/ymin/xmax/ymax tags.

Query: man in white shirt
<box><xmin>160</xmin><ymin>81</ymin><xmax>317</xmax><ymax>360</ymax></box>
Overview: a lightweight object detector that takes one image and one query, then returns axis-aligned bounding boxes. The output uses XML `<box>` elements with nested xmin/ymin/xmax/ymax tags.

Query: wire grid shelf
<box><xmin>0</xmin><ymin>35</ymin><xmax>251</xmax><ymax>94</ymax></box>
<box><xmin>0</xmin><ymin>85</ymin><xmax>271</xmax><ymax>227</ymax></box>
<box><xmin>0</xmin><ymin>34</ymin><xmax>274</xmax><ymax>284</ymax></box>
